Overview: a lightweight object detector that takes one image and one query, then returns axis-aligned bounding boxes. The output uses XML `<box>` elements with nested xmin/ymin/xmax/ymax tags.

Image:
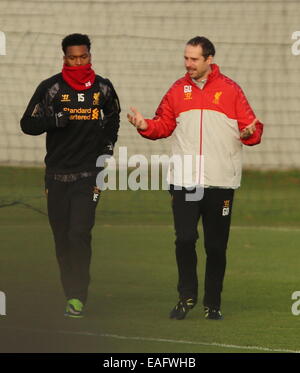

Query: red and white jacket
<box><xmin>138</xmin><ymin>64</ymin><xmax>263</xmax><ymax>188</ymax></box>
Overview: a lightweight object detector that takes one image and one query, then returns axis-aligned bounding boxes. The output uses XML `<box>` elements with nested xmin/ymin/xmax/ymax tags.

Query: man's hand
<box><xmin>55</xmin><ymin>111</ymin><xmax>70</xmax><ymax>128</ymax></box>
<box><xmin>240</xmin><ymin>118</ymin><xmax>258</xmax><ymax>139</ymax></box>
<box><xmin>127</xmin><ymin>107</ymin><xmax>148</xmax><ymax>131</ymax></box>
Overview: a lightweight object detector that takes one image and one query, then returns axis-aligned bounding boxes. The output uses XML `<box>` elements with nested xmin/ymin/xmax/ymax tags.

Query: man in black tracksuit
<box><xmin>20</xmin><ymin>33</ymin><xmax>120</xmax><ymax>318</ymax></box>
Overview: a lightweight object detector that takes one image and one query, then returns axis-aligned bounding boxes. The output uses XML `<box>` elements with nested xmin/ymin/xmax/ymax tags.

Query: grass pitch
<box><xmin>0</xmin><ymin>166</ymin><xmax>300</xmax><ymax>353</ymax></box>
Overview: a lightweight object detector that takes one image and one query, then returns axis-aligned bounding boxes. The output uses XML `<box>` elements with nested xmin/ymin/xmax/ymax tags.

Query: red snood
<box><xmin>62</xmin><ymin>63</ymin><xmax>96</xmax><ymax>91</ymax></box>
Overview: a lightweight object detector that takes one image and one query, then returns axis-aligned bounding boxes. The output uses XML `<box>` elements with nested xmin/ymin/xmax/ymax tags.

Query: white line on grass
<box><xmin>75</xmin><ymin>332</ymin><xmax>300</xmax><ymax>353</ymax></box>
<box><xmin>0</xmin><ymin>326</ymin><xmax>299</xmax><ymax>353</ymax></box>
<box><xmin>2</xmin><ymin>224</ymin><xmax>300</xmax><ymax>233</ymax></box>
<box><xmin>232</xmin><ymin>225</ymin><xmax>300</xmax><ymax>232</ymax></box>
<box><xmin>100</xmin><ymin>224</ymin><xmax>300</xmax><ymax>232</ymax></box>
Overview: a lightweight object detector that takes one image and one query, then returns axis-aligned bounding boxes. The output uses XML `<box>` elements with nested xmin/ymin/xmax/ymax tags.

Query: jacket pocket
<box><xmin>230</xmin><ymin>152</ymin><xmax>242</xmax><ymax>177</ymax></box>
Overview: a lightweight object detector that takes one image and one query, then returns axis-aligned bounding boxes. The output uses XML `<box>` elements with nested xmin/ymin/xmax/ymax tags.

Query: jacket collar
<box><xmin>185</xmin><ymin>63</ymin><xmax>220</xmax><ymax>86</ymax></box>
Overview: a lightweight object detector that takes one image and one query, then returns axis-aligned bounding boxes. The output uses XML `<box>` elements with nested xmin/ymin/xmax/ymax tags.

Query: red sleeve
<box><xmin>138</xmin><ymin>88</ymin><xmax>177</xmax><ymax>140</ymax></box>
<box><xmin>235</xmin><ymin>87</ymin><xmax>263</xmax><ymax>146</ymax></box>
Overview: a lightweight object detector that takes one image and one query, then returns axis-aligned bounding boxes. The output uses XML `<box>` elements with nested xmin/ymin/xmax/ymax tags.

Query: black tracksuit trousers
<box><xmin>46</xmin><ymin>175</ymin><xmax>100</xmax><ymax>304</ymax></box>
<box><xmin>169</xmin><ymin>186</ymin><xmax>234</xmax><ymax>310</ymax></box>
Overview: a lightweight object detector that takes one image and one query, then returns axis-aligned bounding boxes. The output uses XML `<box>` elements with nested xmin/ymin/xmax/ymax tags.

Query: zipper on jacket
<box><xmin>198</xmin><ymin>109</ymin><xmax>203</xmax><ymax>186</ymax></box>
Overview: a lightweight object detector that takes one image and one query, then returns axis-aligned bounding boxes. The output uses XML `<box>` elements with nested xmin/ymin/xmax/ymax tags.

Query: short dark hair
<box><xmin>186</xmin><ymin>36</ymin><xmax>215</xmax><ymax>60</ymax></box>
<box><xmin>61</xmin><ymin>33</ymin><xmax>91</xmax><ymax>54</ymax></box>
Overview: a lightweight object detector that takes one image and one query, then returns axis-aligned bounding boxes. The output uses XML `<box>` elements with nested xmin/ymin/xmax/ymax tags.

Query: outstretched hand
<box><xmin>127</xmin><ymin>107</ymin><xmax>148</xmax><ymax>131</ymax></box>
<box><xmin>240</xmin><ymin>118</ymin><xmax>258</xmax><ymax>139</ymax></box>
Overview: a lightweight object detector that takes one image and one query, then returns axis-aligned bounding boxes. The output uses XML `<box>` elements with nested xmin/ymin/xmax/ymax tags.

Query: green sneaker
<box><xmin>64</xmin><ymin>298</ymin><xmax>84</xmax><ymax>318</ymax></box>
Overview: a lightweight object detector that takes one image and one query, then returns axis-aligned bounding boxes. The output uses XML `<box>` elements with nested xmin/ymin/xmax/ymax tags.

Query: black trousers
<box><xmin>169</xmin><ymin>186</ymin><xmax>234</xmax><ymax>309</ymax></box>
<box><xmin>46</xmin><ymin>175</ymin><xmax>100</xmax><ymax>304</ymax></box>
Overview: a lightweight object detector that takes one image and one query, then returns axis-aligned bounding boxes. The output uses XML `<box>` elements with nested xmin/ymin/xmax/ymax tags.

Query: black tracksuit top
<box><xmin>20</xmin><ymin>73</ymin><xmax>120</xmax><ymax>175</ymax></box>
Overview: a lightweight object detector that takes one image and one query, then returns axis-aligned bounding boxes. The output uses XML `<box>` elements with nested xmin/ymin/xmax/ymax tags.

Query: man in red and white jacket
<box><xmin>128</xmin><ymin>36</ymin><xmax>263</xmax><ymax>321</ymax></box>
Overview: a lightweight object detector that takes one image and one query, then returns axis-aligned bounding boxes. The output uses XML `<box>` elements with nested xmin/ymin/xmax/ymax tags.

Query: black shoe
<box><xmin>169</xmin><ymin>298</ymin><xmax>196</xmax><ymax>320</ymax></box>
<box><xmin>204</xmin><ymin>306</ymin><xmax>223</xmax><ymax>320</ymax></box>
